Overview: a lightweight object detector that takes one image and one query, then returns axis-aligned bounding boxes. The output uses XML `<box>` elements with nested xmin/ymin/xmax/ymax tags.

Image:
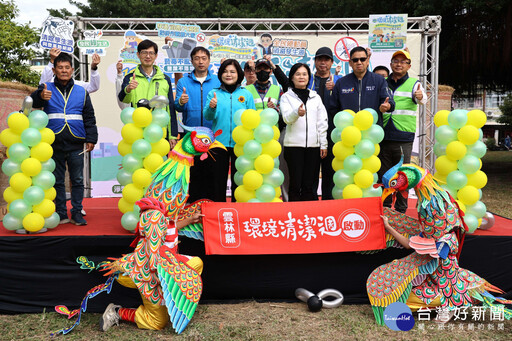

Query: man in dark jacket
<box><xmin>31</xmin><ymin>53</ymin><xmax>98</xmax><ymax>226</ymax></box>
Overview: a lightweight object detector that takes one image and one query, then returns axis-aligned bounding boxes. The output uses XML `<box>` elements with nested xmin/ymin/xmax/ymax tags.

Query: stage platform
<box><xmin>1</xmin><ymin>198</ymin><xmax>511</xmax><ymax>313</ymax></box>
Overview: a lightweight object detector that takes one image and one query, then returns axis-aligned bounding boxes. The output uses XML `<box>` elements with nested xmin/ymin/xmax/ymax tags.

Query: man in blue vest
<box><xmin>379</xmin><ymin>49</ymin><xmax>427</xmax><ymax>213</ymax></box>
<box><xmin>174</xmin><ymin>47</ymin><xmax>221</xmax><ymax>202</ymax></box>
<box><xmin>31</xmin><ymin>53</ymin><xmax>98</xmax><ymax>226</ymax></box>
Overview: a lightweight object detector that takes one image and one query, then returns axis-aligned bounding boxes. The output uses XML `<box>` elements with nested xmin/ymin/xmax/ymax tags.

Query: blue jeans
<box><xmin>53</xmin><ymin>149</ymin><xmax>84</xmax><ymax>216</ymax></box>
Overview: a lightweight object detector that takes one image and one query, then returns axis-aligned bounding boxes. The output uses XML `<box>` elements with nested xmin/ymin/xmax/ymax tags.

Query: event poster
<box><xmin>368</xmin><ymin>14</ymin><xmax>408</xmax><ymax>50</ymax></box>
<box><xmin>77</xmin><ymin>30</ymin><xmax>110</xmax><ymax>56</ymax></box>
<box><xmin>39</xmin><ymin>16</ymin><xmax>75</xmax><ymax>52</ymax></box>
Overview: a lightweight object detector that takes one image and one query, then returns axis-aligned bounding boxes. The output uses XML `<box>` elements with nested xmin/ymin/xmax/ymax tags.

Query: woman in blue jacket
<box><xmin>204</xmin><ymin>59</ymin><xmax>256</xmax><ymax>201</ymax></box>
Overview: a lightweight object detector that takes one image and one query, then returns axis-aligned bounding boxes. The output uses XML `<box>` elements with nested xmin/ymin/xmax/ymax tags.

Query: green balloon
<box><xmin>2</xmin><ymin>213</ymin><xmax>23</xmax><ymax>231</ymax></box>
<box><xmin>248</xmin><ymin>198</ymin><xmax>262</xmax><ymax>203</ymax></box>
<box><xmin>151</xmin><ymin>108</ymin><xmax>170</xmax><ymax>127</ymax></box>
<box><xmin>21</xmin><ymin>128</ymin><xmax>42</xmax><ymax>147</ymax></box>
<box><xmin>441</xmin><ymin>184</ymin><xmax>457</xmax><ymax>198</ymax></box>
<box><xmin>121</xmin><ymin>211</ymin><xmax>139</xmax><ymax>231</ymax></box>
<box><xmin>433</xmin><ymin>142</ymin><xmax>447</xmax><ymax>157</ymax></box>
<box><xmin>122</xmin><ymin>154</ymin><xmax>143</xmax><ymax>173</ymax></box>
<box><xmin>467</xmin><ymin>201</ymin><xmax>486</xmax><ymax>219</ymax></box>
<box><xmin>32</xmin><ymin>171</ymin><xmax>55</xmax><ymax>190</ymax></box>
<box><xmin>255</xmin><ymin>184</ymin><xmax>275</xmax><ymax>202</ymax></box>
<box><xmin>262</xmin><ymin>168</ymin><xmax>284</xmax><ymax>187</ymax></box>
<box><xmin>9</xmin><ymin>199</ymin><xmax>32</xmax><ymax>219</ymax></box>
<box><xmin>435</xmin><ymin>125</ymin><xmax>457</xmax><ymax>145</ymax></box>
<box><xmin>23</xmin><ymin>186</ymin><xmax>45</xmax><ymax>205</ymax></box>
<box><xmin>447</xmin><ymin>109</ymin><xmax>468</xmax><ymax>129</ymax></box>
<box><xmin>343</xmin><ymin>155</ymin><xmax>363</xmax><ymax>173</ymax></box>
<box><xmin>28</xmin><ymin>110</ymin><xmax>49</xmax><ymax>129</ymax></box>
<box><xmin>120</xmin><ymin>107</ymin><xmax>135</xmax><ymax>124</ymax></box>
<box><xmin>274</xmin><ymin>157</ymin><xmax>280</xmax><ymax>168</ymax></box>
<box><xmin>8</xmin><ymin>143</ymin><xmax>31</xmax><ymax>163</ymax></box>
<box><xmin>362</xmin><ymin>186</ymin><xmax>382</xmax><ymax>198</ymax></box>
<box><xmin>233</xmin><ymin>109</ymin><xmax>245</xmax><ymax>126</ymax></box>
<box><xmin>446</xmin><ymin>171</ymin><xmax>467</xmax><ymax>190</ymax></box>
<box><xmin>132</xmin><ymin>139</ymin><xmax>152</xmax><ymax>158</ymax></box>
<box><xmin>331</xmin><ymin>128</ymin><xmax>342</xmax><ymax>143</ymax></box>
<box><xmin>333</xmin><ymin>169</ymin><xmax>354</xmax><ymax>188</ymax></box>
<box><xmin>2</xmin><ymin>158</ymin><xmax>21</xmax><ymax>176</ymax></box>
<box><xmin>332</xmin><ymin>186</ymin><xmax>344</xmax><ymax>199</ymax></box>
<box><xmin>373</xmin><ymin>172</ymin><xmax>378</xmax><ymax>183</ymax></box>
<box><xmin>364</xmin><ymin>108</ymin><xmax>379</xmax><ymax>124</ymax></box>
<box><xmin>235</xmin><ymin>155</ymin><xmax>254</xmax><ymax>174</ymax></box>
<box><xmin>44</xmin><ymin>212</ymin><xmax>60</xmax><ymax>229</ymax></box>
<box><xmin>458</xmin><ymin>155</ymin><xmax>480</xmax><ymax>174</ymax></box>
<box><xmin>464</xmin><ymin>213</ymin><xmax>479</xmax><ymax>233</ymax></box>
<box><xmin>254</xmin><ymin>124</ymin><xmax>274</xmax><ymax>144</ymax></box>
<box><xmin>361</xmin><ymin>125</ymin><xmax>384</xmax><ymax>144</ymax></box>
<box><xmin>466</xmin><ymin>141</ymin><xmax>486</xmax><ymax>159</ymax></box>
<box><xmin>117</xmin><ymin>168</ymin><xmax>133</xmax><ymax>186</ymax></box>
<box><xmin>243</xmin><ymin>140</ymin><xmax>262</xmax><ymax>159</ymax></box>
<box><xmin>354</xmin><ymin>139</ymin><xmax>375</xmax><ymax>159</ymax></box>
<box><xmin>132</xmin><ymin>204</ymin><xmax>141</xmax><ymax>216</ymax></box>
<box><xmin>234</xmin><ymin>171</ymin><xmax>244</xmax><ymax>186</ymax></box>
<box><xmin>41</xmin><ymin>158</ymin><xmax>56</xmax><ymax>172</ymax></box>
<box><xmin>333</xmin><ymin>111</ymin><xmax>354</xmax><ymax>129</ymax></box>
<box><xmin>260</xmin><ymin>108</ymin><xmax>279</xmax><ymax>126</ymax></box>
<box><xmin>143</xmin><ymin>123</ymin><xmax>164</xmax><ymax>143</ymax></box>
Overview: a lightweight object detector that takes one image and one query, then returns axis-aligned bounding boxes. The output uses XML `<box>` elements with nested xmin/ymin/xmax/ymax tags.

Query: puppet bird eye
<box><xmin>201</xmin><ymin>138</ymin><xmax>210</xmax><ymax>144</ymax></box>
<box><xmin>390</xmin><ymin>180</ymin><xmax>397</xmax><ymax>187</ymax></box>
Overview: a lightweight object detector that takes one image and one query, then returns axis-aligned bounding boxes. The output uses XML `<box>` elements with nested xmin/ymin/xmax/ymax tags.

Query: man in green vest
<box><xmin>245</xmin><ymin>58</ymin><xmax>282</xmax><ymax>111</ymax></box>
<box><xmin>380</xmin><ymin>49</ymin><xmax>427</xmax><ymax>213</ymax></box>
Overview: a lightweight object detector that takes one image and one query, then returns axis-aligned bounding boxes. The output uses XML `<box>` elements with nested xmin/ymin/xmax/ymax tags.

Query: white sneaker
<box><xmin>81</xmin><ymin>209</ymin><xmax>87</xmax><ymax>216</ymax></box>
<box><xmin>99</xmin><ymin>303</ymin><xmax>121</xmax><ymax>332</ymax></box>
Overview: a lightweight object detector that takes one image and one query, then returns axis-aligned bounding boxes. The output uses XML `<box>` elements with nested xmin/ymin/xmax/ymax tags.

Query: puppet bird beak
<box><xmin>208</xmin><ymin>140</ymin><xmax>226</xmax><ymax>151</ymax></box>
<box><xmin>381</xmin><ymin>187</ymin><xmax>396</xmax><ymax>203</ymax></box>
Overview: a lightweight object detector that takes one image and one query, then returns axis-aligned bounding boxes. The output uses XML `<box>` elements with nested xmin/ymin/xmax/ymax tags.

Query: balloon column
<box><xmin>232</xmin><ymin>108</ymin><xmax>284</xmax><ymax>202</ymax></box>
<box><xmin>117</xmin><ymin>107</ymin><xmax>170</xmax><ymax>230</ymax></box>
<box><xmin>331</xmin><ymin>109</ymin><xmax>384</xmax><ymax>199</ymax></box>
<box><xmin>433</xmin><ymin>109</ymin><xmax>488</xmax><ymax>233</ymax></box>
<box><xmin>1</xmin><ymin>110</ymin><xmax>59</xmax><ymax>232</ymax></box>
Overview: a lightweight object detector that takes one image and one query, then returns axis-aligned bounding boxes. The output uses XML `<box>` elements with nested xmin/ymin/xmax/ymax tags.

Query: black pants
<box><xmin>284</xmin><ymin>147</ymin><xmax>320</xmax><ymax>201</ymax></box>
<box><xmin>378</xmin><ymin>140</ymin><xmax>413</xmax><ymax>213</ymax></box>
<box><xmin>209</xmin><ymin>147</ymin><xmax>237</xmax><ymax>202</ymax></box>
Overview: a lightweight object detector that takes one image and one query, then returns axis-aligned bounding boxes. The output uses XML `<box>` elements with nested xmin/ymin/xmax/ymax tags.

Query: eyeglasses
<box><xmin>139</xmin><ymin>51</ymin><xmax>156</xmax><ymax>57</ymax></box>
<box><xmin>351</xmin><ymin>57</ymin><xmax>367</xmax><ymax>63</ymax></box>
<box><xmin>391</xmin><ymin>59</ymin><xmax>410</xmax><ymax>65</ymax></box>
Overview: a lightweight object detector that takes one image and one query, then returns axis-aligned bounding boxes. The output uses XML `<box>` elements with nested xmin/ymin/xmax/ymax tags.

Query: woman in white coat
<box><xmin>280</xmin><ymin>63</ymin><xmax>328</xmax><ymax>201</ymax></box>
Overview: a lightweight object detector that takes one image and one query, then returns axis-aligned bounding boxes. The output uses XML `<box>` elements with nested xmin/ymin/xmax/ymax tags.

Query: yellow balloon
<box><xmin>343</xmin><ymin>184</ymin><xmax>363</xmax><ymax>199</ymax></box>
<box><xmin>39</xmin><ymin>128</ymin><xmax>55</xmax><ymax>144</ymax></box>
<box><xmin>332</xmin><ymin>158</ymin><xmax>344</xmax><ymax>171</ymax></box>
<box><xmin>456</xmin><ymin>200</ymin><xmax>466</xmax><ymax>213</ymax></box>
<box><xmin>332</xmin><ymin>142</ymin><xmax>354</xmax><ymax>160</ymax></box>
<box><xmin>241</xmin><ymin>109</ymin><xmax>260</xmax><ymax>129</ymax></box>
<box><xmin>243</xmin><ymin>170</ymin><xmax>263</xmax><ymax>190</ymax></box>
<box><xmin>118</xmin><ymin>197</ymin><xmax>134</xmax><ymax>214</ymax></box>
<box><xmin>466</xmin><ymin>110</ymin><xmax>486</xmax><ymax>129</ymax></box>
<box><xmin>261</xmin><ymin>139</ymin><xmax>281</xmax><ymax>159</ymax></box>
<box><xmin>373</xmin><ymin>143</ymin><xmax>380</xmax><ymax>156</ymax></box>
<box><xmin>457</xmin><ymin>125</ymin><xmax>479</xmax><ymax>145</ymax></box>
<box><xmin>21</xmin><ymin>158</ymin><xmax>42</xmax><ymax>177</ymax></box>
<box><xmin>151</xmin><ymin>138</ymin><xmax>170</xmax><ymax>156</ymax></box>
<box><xmin>434</xmin><ymin>155</ymin><xmax>458</xmax><ymax>175</ymax></box>
<box><xmin>0</xmin><ymin>128</ymin><xmax>22</xmax><ymax>147</ymax></box>
<box><xmin>254</xmin><ymin>154</ymin><xmax>274</xmax><ymax>174</ymax></box>
<box><xmin>234</xmin><ymin>143</ymin><xmax>244</xmax><ymax>157</ymax></box>
<box><xmin>272</xmin><ymin>125</ymin><xmax>280</xmax><ymax>140</ymax></box>
<box><xmin>132</xmin><ymin>168</ymin><xmax>153</xmax><ymax>188</ymax></box>
<box><xmin>3</xmin><ymin>186</ymin><xmax>24</xmax><ymax>203</ymax></box>
<box><xmin>232</xmin><ymin>126</ymin><xmax>254</xmax><ymax>145</ymax></box>
<box><xmin>234</xmin><ymin>185</ymin><xmax>256</xmax><ymax>202</ymax></box>
<box><xmin>118</xmin><ymin>139</ymin><xmax>132</xmax><ymax>156</ymax></box>
<box><xmin>272</xmin><ymin>197</ymin><xmax>283</xmax><ymax>202</ymax></box>
<box><xmin>433</xmin><ymin>172</ymin><xmax>447</xmax><ymax>184</ymax></box>
<box><xmin>274</xmin><ymin>186</ymin><xmax>282</xmax><ymax>198</ymax></box>
<box><xmin>132</xmin><ymin>107</ymin><xmax>152</xmax><ymax>127</ymax></box>
<box><xmin>44</xmin><ymin>187</ymin><xmax>57</xmax><ymax>200</ymax></box>
<box><xmin>30</xmin><ymin>142</ymin><xmax>53</xmax><ymax>162</ymax></box>
<box><xmin>143</xmin><ymin>153</ymin><xmax>164</xmax><ymax>173</ymax></box>
<box><xmin>122</xmin><ymin>183</ymin><xmax>144</xmax><ymax>203</ymax></box>
<box><xmin>162</xmin><ymin>127</ymin><xmax>168</xmax><ymax>137</ymax></box>
<box><xmin>121</xmin><ymin>123</ymin><xmax>144</xmax><ymax>144</ymax></box>
<box><xmin>10</xmin><ymin>173</ymin><xmax>32</xmax><ymax>193</ymax></box>
<box><xmin>362</xmin><ymin>155</ymin><xmax>381</xmax><ymax>174</ymax></box>
<box><xmin>8</xmin><ymin>113</ymin><xmax>30</xmax><ymax>134</ymax></box>
<box><xmin>434</xmin><ymin>110</ymin><xmax>450</xmax><ymax>127</ymax></box>
<box><xmin>22</xmin><ymin>212</ymin><xmax>45</xmax><ymax>232</ymax></box>
<box><xmin>457</xmin><ymin>185</ymin><xmax>479</xmax><ymax>206</ymax></box>
<box><xmin>341</xmin><ymin>126</ymin><xmax>362</xmax><ymax>147</ymax></box>
<box><xmin>344</xmin><ymin>109</ymin><xmax>356</xmax><ymax>116</ymax></box>
<box><xmin>354</xmin><ymin>169</ymin><xmax>374</xmax><ymax>189</ymax></box>
<box><xmin>353</xmin><ymin>110</ymin><xmax>374</xmax><ymax>131</ymax></box>
<box><xmin>466</xmin><ymin>170</ymin><xmax>487</xmax><ymax>189</ymax></box>
<box><xmin>32</xmin><ymin>199</ymin><xmax>55</xmax><ymax>218</ymax></box>
<box><xmin>445</xmin><ymin>141</ymin><xmax>467</xmax><ymax>161</ymax></box>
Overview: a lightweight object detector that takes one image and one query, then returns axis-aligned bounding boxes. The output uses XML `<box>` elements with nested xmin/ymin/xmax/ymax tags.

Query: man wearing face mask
<box><xmin>245</xmin><ymin>58</ymin><xmax>283</xmax><ymax>111</ymax></box>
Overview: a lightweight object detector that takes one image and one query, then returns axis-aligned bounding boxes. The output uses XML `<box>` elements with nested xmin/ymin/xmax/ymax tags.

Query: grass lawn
<box><xmin>480</xmin><ymin>151</ymin><xmax>512</xmax><ymax>219</ymax></box>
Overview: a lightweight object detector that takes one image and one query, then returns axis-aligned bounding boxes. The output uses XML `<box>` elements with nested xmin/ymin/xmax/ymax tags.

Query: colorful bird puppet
<box><xmin>367</xmin><ymin>158</ymin><xmax>511</xmax><ymax>324</ymax></box>
<box><xmin>52</xmin><ymin>123</ymin><xmax>224</xmax><ymax>336</ymax></box>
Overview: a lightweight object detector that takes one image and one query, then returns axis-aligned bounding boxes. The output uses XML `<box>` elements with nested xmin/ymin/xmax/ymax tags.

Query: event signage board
<box><xmin>203</xmin><ymin>197</ymin><xmax>386</xmax><ymax>255</ymax></box>
<box><xmin>368</xmin><ymin>14</ymin><xmax>408</xmax><ymax>50</ymax></box>
<box><xmin>39</xmin><ymin>16</ymin><xmax>75</xmax><ymax>52</ymax></box>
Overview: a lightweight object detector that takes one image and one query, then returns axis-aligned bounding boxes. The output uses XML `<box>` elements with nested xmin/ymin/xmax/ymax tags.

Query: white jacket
<box><xmin>280</xmin><ymin>88</ymin><xmax>328</xmax><ymax>149</ymax></box>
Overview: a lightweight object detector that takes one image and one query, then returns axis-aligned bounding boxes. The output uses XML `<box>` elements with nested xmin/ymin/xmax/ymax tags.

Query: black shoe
<box><xmin>59</xmin><ymin>213</ymin><xmax>70</xmax><ymax>224</ymax></box>
<box><xmin>71</xmin><ymin>212</ymin><xmax>87</xmax><ymax>226</ymax></box>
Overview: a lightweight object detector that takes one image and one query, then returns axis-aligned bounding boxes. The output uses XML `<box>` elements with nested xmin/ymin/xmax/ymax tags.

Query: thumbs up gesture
<box><xmin>267</xmin><ymin>97</ymin><xmax>275</xmax><ymax>109</ymax></box>
<box><xmin>298</xmin><ymin>103</ymin><xmax>306</xmax><ymax>116</ymax></box>
<box><xmin>126</xmin><ymin>72</ymin><xmax>138</xmax><ymax>93</ymax></box>
<box><xmin>40</xmin><ymin>83</ymin><xmax>52</xmax><ymax>101</ymax></box>
<box><xmin>326</xmin><ymin>74</ymin><xmax>335</xmax><ymax>90</ymax></box>
<box><xmin>379</xmin><ymin>97</ymin><xmax>391</xmax><ymax>113</ymax></box>
<box><xmin>209</xmin><ymin>92</ymin><xmax>217</xmax><ymax>109</ymax></box>
<box><xmin>180</xmin><ymin>87</ymin><xmax>189</xmax><ymax>105</ymax></box>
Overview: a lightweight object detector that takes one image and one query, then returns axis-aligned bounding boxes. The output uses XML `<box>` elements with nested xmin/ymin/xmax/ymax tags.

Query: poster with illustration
<box><xmin>208</xmin><ymin>34</ymin><xmax>258</xmax><ymax>62</ymax></box>
<box><xmin>39</xmin><ymin>16</ymin><xmax>75</xmax><ymax>52</ymax></box>
<box><xmin>119</xmin><ymin>30</ymin><xmax>146</xmax><ymax>64</ymax></box>
<box><xmin>77</xmin><ymin>30</ymin><xmax>110</xmax><ymax>56</ymax></box>
<box><xmin>368</xmin><ymin>14</ymin><xmax>407</xmax><ymax>50</ymax></box>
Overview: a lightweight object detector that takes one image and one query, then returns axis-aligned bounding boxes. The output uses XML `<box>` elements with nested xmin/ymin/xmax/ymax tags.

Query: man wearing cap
<box><xmin>310</xmin><ymin>47</ymin><xmax>341</xmax><ymax>200</ymax></box>
<box><xmin>245</xmin><ymin>58</ymin><xmax>283</xmax><ymax>111</ymax></box>
<box><xmin>379</xmin><ymin>49</ymin><xmax>427</xmax><ymax>213</ymax></box>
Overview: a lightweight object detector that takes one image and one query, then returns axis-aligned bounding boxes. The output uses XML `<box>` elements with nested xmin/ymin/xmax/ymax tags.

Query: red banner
<box><xmin>203</xmin><ymin>197</ymin><xmax>386</xmax><ymax>255</ymax></box>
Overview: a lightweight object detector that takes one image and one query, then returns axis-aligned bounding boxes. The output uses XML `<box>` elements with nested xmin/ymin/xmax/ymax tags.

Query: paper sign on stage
<box><xmin>203</xmin><ymin>197</ymin><xmax>386</xmax><ymax>255</ymax></box>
